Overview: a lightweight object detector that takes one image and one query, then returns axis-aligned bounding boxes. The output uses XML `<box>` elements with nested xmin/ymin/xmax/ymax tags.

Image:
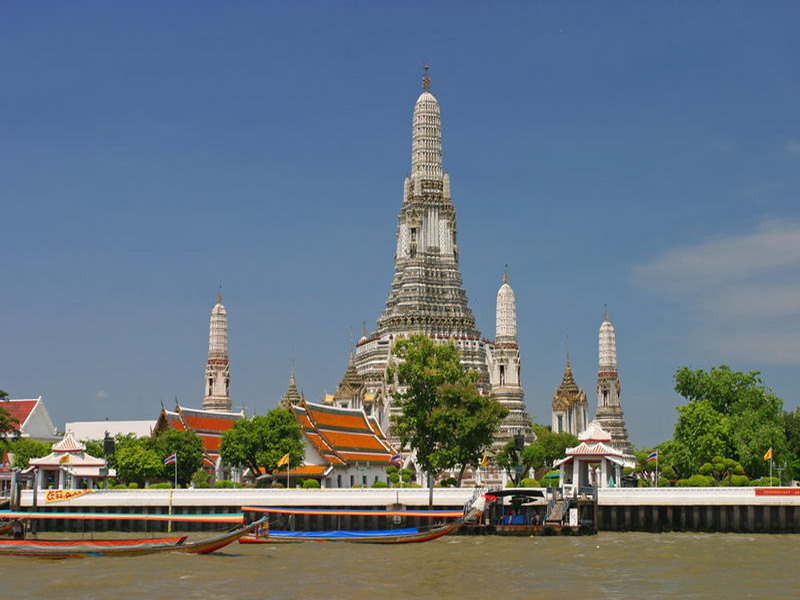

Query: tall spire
<box><xmin>599</xmin><ymin>307</ymin><xmax>617</xmax><ymax>372</ymax></box>
<box><xmin>595</xmin><ymin>309</ymin><xmax>632</xmax><ymax>454</ymax></box>
<box><xmin>203</xmin><ymin>292</ymin><xmax>231</xmax><ymax>411</ymax></box>
<box><xmin>495</xmin><ymin>268</ymin><xmax>517</xmax><ymax>341</ymax></box>
<box><xmin>411</xmin><ymin>64</ymin><xmax>442</xmax><ymax>181</ymax></box>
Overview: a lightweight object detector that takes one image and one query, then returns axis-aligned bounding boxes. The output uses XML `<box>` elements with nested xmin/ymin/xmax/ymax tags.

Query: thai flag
<box><xmin>646</xmin><ymin>450</ymin><xmax>658</xmax><ymax>463</ymax></box>
<box><xmin>164</xmin><ymin>452</ymin><xmax>177</xmax><ymax>466</ymax></box>
<box><xmin>390</xmin><ymin>454</ymin><xmax>402</xmax><ymax>465</ymax></box>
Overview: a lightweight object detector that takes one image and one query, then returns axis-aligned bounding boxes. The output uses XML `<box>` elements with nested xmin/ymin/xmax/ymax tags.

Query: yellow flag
<box><xmin>59</xmin><ymin>454</ymin><xmax>70</xmax><ymax>464</ymax></box>
<box><xmin>764</xmin><ymin>447</ymin><xmax>773</xmax><ymax>461</ymax></box>
<box><xmin>277</xmin><ymin>453</ymin><xmax>290</xmax><ymax>468</ymax></box>
<box><xmin>481</xmin><ymin>454</ymin><xmax>488</xmax><ymax>468</ymax></box>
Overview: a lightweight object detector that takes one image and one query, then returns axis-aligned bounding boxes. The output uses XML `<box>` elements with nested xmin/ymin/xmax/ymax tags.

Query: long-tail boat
<box><xmin>0</xmin><ymin>511</ymin><xmax>264</xmax><ymax>558</ymax></box>
<box><xmin>239</xmin><ymin>503</ymin><xmax>481</xmax><ymax>544</ymax></box>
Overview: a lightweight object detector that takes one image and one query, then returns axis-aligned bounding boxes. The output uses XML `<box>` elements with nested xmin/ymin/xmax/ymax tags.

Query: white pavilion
<box><xmin>28</xmin><ymin>433</ymin><xmax>114</xmax><ymax>490</ymax></box>
<box><xmin>553</xmin><ymin>421</ymin><xmax>634</xmax><ymax>497</ymax></box>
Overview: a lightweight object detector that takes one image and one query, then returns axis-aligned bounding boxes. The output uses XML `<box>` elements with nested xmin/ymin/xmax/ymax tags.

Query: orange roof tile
<box><xmin>320</xmin><ymin>430</ymin><xmax>389</xmax><ymax>452</ymax></box>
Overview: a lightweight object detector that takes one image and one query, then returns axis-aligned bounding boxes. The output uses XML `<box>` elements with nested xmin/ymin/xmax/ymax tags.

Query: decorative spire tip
<box><xmin>422</xmin><ymin>64</ymin><xmax>431</xmax><ymax>92</ymax></box>
<box><xmin>216</xmin><ymin>284</ymin><xmax>223</xmax><ymax>304</ymax></box>
<box><xmin>503</xmin><ymin>264</ymin><xmax>509</xmax><ymax>284</ymax></box>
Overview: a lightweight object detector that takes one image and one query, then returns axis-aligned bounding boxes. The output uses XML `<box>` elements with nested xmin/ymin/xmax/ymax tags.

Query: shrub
<box><xmin>271</xmin><ymin>482</ymin><xmax>284</xmax><ymax>488</ymax></box>
<box><xmin>213</xmin><ymin>480</ymin><xmax>238</xmax><ymax>488</ymax></box>
<box><xmin>303</xmin><ymin>479</ymin><xmax>321</xmax><ymax>489</ymax></box>
<box><xmin>372</xmin><ymin>480</ymin><xmax>389</xmax><ymax>488</ymax></box>
<box><xmin>438</xmin><ymin>477</ymin><xmax>458</xmax><ymax>488</ymax></box>
<box><xmin>194</xmin><ymin>482</ymin><xmax>211</xmax><ymax>488</ymax></box>
<box><xmin>128</xmin><ymin>482</ymin><xmax>139</xmax><ymax>489</ymax></box>
<box><xmin>656</xmin><ymin>477</ymin><xmax>671</xmax><ymax>487</ymax></box>
<box><xmin>675</xmin><ymin>474</ymin><xmax>714</xmax><ymax>487</ymax></box>
<box><xmin>519</xmin><ymin>478</ymin><xmax>540</xmax><ymax>487</ymax></box>
<box><xmin>149</xmin><ymin>482</ymin><xmax>172</xmax><ymax>489</ymax></box>
<box><xmin>637</xmin><ymin>479</ymin><xmax>650</xmax><ymax>488</ymax></box>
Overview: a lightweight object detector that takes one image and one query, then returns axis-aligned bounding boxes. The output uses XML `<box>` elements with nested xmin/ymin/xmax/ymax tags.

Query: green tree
<box><xmin>388</xmin><ymin>335</ymin><xmax>506</xmax><ymax>500</ymax></box>
<box><xmin>0</xmin><ymin>390</ymin><xmax>20</xmax><ymax>442</ymax></box>
<box><xmin>115</xmin><ymin>439</ymin><xmax>163</xmax><ymax>486</ymax></box>
<box><xmin>672</xmin><ymin>365</ymin><xmax>787</xmax><ymax>477</ymax></box>
<box><xmin>5</xmin><ymin>439</ymin><xmax>51</xmax><ymax>468</ymax></box>
<box><xmin>220</xmin><ymin>409</ymin><xmax>304</xmax><ymax>477</ymax></box>
<box><xmin>784</xmin><ymin>408</ymin><xmax>800</xmax><ymax>480</ymax></box>
<box><xmin>153</xmin><ymin>429</ymin><xmax>204</xmax><ymax>487</ymax></box>
<box><xmin>425</xmin><ymin>382</ymin><xmax>507</xmax><ymax>484</ymax></box>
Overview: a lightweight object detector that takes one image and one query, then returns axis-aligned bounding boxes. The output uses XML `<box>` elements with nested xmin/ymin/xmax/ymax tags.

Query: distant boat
<box><xmin>239</xmin><ymin>503</ymin><xmax>480</xmax><ymax>544</ymax></box>
<box><xmin>0</xmin><ymin>511</ymin><xmax>264</xmax><ymax>558</ymax></box>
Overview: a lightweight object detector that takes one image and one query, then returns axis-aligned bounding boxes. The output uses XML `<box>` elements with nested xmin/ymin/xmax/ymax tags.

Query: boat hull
<box><xmin>239</xmin><ymin>520</ymin><xmax>462</xmax><ymax>544</ymax></box>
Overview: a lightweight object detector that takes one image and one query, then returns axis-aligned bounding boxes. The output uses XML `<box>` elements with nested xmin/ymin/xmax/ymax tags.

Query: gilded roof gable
<box><xmin>552</xmin><ymin>357</ymin><xmax>587</xmax><ymax>410</ymax></box>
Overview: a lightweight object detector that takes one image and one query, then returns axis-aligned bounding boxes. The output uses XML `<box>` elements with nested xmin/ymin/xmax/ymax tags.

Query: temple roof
<box><xmin>290</xmin><ymin>401</ymin><xmax>395</xmax><ymax>467</ymax></box>
<box><xmin>578</xmin><ymin>420</ymin><xmax>612</xmax><ymax>443</ymax></box>
<box><xmin>280</xmin><ymin>370</ymin><xmax>302</xmax><ymax>408</ymax></box>
<box><xmin>552</xmin><ymin>356</ymin><xmax>587</xmax><ymax>410</ymax></box>
<box><xmin>333</xmin><ymin>353</ymin><xmax>365</xmax><ymax>401</ymax></box>
<box><xmin>154</xmin><ymin>405</ymin><xmax>243</xmax><ymax>458</ymax></box>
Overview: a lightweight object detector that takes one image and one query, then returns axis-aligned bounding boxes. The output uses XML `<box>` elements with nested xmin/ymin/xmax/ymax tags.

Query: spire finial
<box><xmin>603</xmin><ymin>303</ymin><xmax>609</xmax><ymax>321</ymax></box>
<box><xmin>362</xmin><ymin>320</ymin><xmax>367</xmax><ymax>337</ymax></box>
<box><xmin>566</xmin><ymin>334</ymin><xmax>571</xmax><ymax>368</ymax></box>
<box><xmin>422</xmin><ymin>64</ymin><xmax>430</xmax><ymax>92</ymax></box>
<box><xmin>503</xmin><ymin>264</ymin><xmax>509</xmax><ymax>284</ymax></box>
<box><xmin>217</xmin><ymin>284</ymin><xmax>223</xmax><ymax>304</ymax></box>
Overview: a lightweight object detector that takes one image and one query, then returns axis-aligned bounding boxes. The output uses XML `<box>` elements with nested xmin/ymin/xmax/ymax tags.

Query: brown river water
<box><xmin>0</xmin><ymin>533</ymin><xmax>797</xmax><ymax>600</ymax></box>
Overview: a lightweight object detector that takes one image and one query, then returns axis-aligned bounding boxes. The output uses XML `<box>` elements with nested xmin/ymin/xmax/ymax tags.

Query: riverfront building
<box><xmin>353</xmin><ymin>67</ymin><xmax>532</xmax><ymax>446</ymax></box>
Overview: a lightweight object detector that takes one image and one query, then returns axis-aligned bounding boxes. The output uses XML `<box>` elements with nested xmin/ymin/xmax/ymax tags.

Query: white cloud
<box><xmin>786</xmin><ymin>140</ymin><xmax>800</xmax><ymax>155</ymax></box>
<box><xmin>95</xmin><ymin>390</ymin><xmax>109</xmax><ymax>399</ymax></box>
<box><xmin>632</xmin><ymin>221</ymin><xmax>800</xmax><ymax>365</ymax></box>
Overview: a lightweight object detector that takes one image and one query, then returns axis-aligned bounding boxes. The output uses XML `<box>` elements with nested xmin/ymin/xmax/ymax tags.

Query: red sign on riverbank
<box><xmin>754</xmin><ymin>488</ymin><xmax>800</xmax><ymax>496</ymax></box>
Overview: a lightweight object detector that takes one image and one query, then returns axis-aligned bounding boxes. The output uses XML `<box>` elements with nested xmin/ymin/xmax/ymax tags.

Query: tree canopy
<box><xmin>220</xmin><ymin>408</ymin><xmax>304</xmax><ymax>477</ymax></box>
<box><xmin>4</xmin><ymin>439</ymin><xmax>51</xmax><ymax>469</ymax></box>
<box><xmin>153</xmin><ymin>429</ymin><xmax>204</xmax><ymax>487</ymax></box>
<box><xmin>389</xmin><ymin>334</ymin><xmax>507</xmax><ymax>486</ymax></box>
<box><xmin>666</xmin><ymin>365</ymin><xmax>788</xmax><ymax>478</ymax></box>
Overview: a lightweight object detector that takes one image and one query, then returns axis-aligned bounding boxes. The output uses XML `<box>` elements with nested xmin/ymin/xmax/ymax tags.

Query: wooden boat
<box><xmin>239</xmin><ymin>505</ymin><xmax>476</xmax><ymax>544</ymax></box>
<box><xmin>0</xmin><ymin>513</ymin><xmax>264</xmax><ymax>558</ymax></box>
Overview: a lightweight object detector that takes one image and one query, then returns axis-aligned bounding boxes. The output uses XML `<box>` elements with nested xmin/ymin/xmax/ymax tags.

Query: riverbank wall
<box><xmin>597</xmin><ymin>488</ymin><xmax>800</xmax><ymax>533</ymax></box>
<box><xmin>11</xmin><ymin>487</ymin><xmax>800</xmax><ymax>533</ymax></box>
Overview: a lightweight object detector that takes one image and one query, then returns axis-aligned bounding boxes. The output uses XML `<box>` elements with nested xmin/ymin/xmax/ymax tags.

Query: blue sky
<box><xmin>3</xmin><ymin>2</ymin><xmax>799</xmax><ymax>447</ymax></box>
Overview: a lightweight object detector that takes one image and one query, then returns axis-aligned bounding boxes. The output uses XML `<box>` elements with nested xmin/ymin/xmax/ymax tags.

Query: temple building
<box><xmin>551</xmin><ymin>352</ymin><xmax>589</xmax><ymax>436</ymax></box>
<box><xmin>354</xmin><ymin>67</ymin><xmax>529</xmax><ymax>444</ymax></box>
<box><xmin>203</xmin><ymin>291</ymin><xmax>231</xmax><ymax>412</ymax></box>
<box><xmin>267</xmin><ymin>400</ymin><xmax>397</xmax><ymax>488</ymax></box>
<box><xmin>151</xmin><ymin>293</ymin><xmax>243</xmax><ymax>480</ymax></box>
<box><xmin>153</xmin><ymin>403</ymin><xmax>243</xmax><ymax>478</ymax></box>
<box><xmin>486</xmin><ymin>271</ymin><xmax>533</xmax><ymax>445</ymax></box>
<box><xmin>593</xmin><ymin>310</ymin><xmax>633</xmax><ymax>454</ymax></box>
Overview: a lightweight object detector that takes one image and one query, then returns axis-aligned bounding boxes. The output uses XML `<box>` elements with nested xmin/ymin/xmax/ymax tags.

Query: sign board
<box><xmin>45</xmin><ymin>489</ymin><xmax>95</xmax><ymax>503</ymax></box>
<box><xmin>568</xmin><ymin>508</ymin><xmax>578</xmax><ymax>527</ymax></box>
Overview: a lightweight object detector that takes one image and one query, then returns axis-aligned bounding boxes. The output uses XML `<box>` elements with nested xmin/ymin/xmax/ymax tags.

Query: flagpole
<box><xmin>770</xmin><ymin>456</ymin><xmax>773</xmax><ymax>487</ymax></box>
<box><xmin>174</xmin><ymin>455</ymin><xmax>178</xmax><ymax>489</ymax></box>
<box><xmin>286</xmin><ymin>454</ymin><xmax>290</xmax><ymax>489</ymax></box>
